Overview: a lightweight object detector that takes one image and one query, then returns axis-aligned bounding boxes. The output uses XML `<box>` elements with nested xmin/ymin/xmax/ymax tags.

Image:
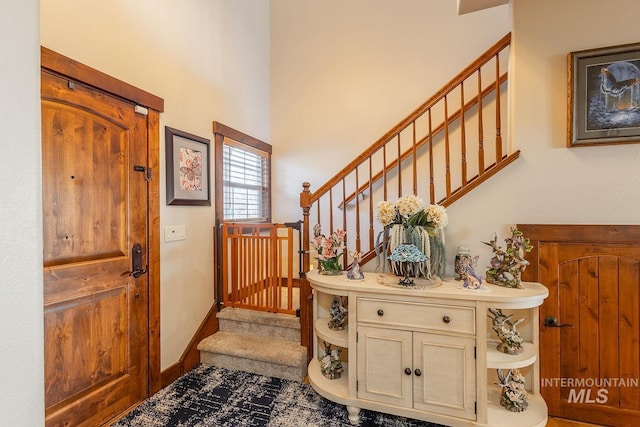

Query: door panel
<box><xmin>413</xmin><ymin>332</ymin><xmax>476</xmax><ymax>420</ymax></box>
<box><xmin>357</xmin><ymin>326</ymin><xmax>413</xmax><ymax>407</ymax></box>
<box><xmin>42</xmin><ymin>70</ymin><xmax>149</xmax><ymax>426</ymax></box>
<box><xmin>42</xmin><ymin>101</ymin><xmax>127</xmax><ymax>266</ymax></box>
<box><xmin>536</xmin><ymin>241</ymin><xmax>640</xmax><ymax>426</ymax></box>
<box><xmin>44</xmin><ymin>287</ymin><xmax>127</xmax><ymax>406</ymax></box>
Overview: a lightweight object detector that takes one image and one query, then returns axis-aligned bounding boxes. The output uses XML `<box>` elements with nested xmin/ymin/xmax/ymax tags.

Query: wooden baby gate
<box><xmin>219</xmin><ymin>222</ymin><xmax>300</xmax><ymax>315</ymax></box>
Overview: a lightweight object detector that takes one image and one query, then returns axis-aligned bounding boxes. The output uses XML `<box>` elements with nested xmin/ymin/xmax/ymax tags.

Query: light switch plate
<box><xmin>165</xmin><ymin>225</ymin><xmax>186</xmax><ymax>242</ymax></box>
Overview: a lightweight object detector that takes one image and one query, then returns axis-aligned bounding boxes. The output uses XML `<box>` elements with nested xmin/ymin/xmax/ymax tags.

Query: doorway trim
<box><xmin>41</xmin><ymin>47</ymin><xmax>164</xmax><ymax>395</ymax></box>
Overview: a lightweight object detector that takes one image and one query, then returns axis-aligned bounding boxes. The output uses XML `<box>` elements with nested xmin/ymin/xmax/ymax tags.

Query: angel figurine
<box><xmin>347</xmin><ymin>251</ymin><xmax>365</xmax><ymax>280</ymax></box>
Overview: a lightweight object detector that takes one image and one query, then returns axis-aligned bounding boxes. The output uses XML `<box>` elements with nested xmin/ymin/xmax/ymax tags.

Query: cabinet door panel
<box><xmin>357</xmin><ymin>326</ymin><xmax>412</xmax><ymax>407</ymax></box>
<box><xmin>414</xmin><ymin>332</ymin><xmax>476</xmax><ymax>420</ymax></box>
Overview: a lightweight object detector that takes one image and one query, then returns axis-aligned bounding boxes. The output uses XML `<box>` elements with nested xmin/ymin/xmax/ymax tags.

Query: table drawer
<box><xmin>357</xmin><ymin>298</ymin><xmax>475</xmax><ymax>335</ymax></box>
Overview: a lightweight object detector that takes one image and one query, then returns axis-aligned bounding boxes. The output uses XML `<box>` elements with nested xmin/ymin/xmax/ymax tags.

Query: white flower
<box><xmin>427</xmin><ymin>204</ymin><xmax>448</xmax><ymax>229</ymax></box>
<box><xmin>396</xmin><ymin>195</ymin><xmax>424</xmax><ymax>217</ymax></box>
<box><xmin>376</xmin><ymin>201</ymin><xmax>397</xmax><ymax>226</ymax></box>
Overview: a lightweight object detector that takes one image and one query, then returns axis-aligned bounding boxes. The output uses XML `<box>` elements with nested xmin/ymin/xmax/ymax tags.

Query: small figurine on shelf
<box><xmin>319</xmin><ymin>341</ymin><xmax>344</xmax><ymax>380</ymax></box>
<box><xmin>483</xmin><ymin>228</ymin><xmax>533</xmax><ymax>288</ymax></box>
<box><xmin>496</xmin><ymin>369</ymin><xmax>528</xmax><ymax>412</ymax></box>
<box><xmin>488</xmin><ymin>308</ymin><xmax>524</xmax><ymax>355</ymax></box>
<box><xmin>327</xmin><ymin>296</ymin><xmax>348</xmax><ymax>331</ymax></box>
<box><xmin>347</xmin><ymin>251</ymin><xmax>365</xmax><ymax>280</ymax></box>
<box><xmin>459</xmin><ymin>255</ymin><xmax>483</xmax><ymax>290</ymax></box>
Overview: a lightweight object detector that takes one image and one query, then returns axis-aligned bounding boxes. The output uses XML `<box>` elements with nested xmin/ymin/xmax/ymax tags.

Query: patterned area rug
<box><xmin>113</xmin><ymin>365</ymin><xmax>445</xmax><ymax>426</ymax></box>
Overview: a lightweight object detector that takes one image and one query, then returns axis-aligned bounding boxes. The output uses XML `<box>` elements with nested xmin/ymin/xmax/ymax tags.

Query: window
<box><xmin>214</xmin><ymin>122</ymin><xmax>271</xmax><ymax>223</ymax></box>
<box><xmin>223</xmin><ymin>141</ymin><xmax>270</xmax><ymax>221</ymax></box>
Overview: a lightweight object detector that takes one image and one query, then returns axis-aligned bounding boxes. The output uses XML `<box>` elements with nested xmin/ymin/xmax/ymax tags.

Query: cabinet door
<box><xmin>357</xmin><ymin>326</ymin><xmax>413</xmax><ymax>407</ymax></box>
<box><xmin>413</xmin><ymin>332</ymin><xmax>476</xmax><ymax>420</ymax></box>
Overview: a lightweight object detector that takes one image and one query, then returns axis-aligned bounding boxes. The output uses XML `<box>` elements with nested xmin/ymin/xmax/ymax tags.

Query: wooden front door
<box><xmin>42</xmin><ymin>69</ymin><xmax>150</xmax><ymax>426</ymax></box>
<box><xmin>520</xmin><ymin>225</ymin><xmax>640</xmax><ymax>427</ymax></box>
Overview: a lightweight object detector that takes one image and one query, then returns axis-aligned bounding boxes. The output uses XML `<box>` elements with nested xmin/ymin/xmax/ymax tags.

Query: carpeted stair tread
<box><xmin>217</xmin><ymin>307</ymin><xmax>300</xmax><ymax>329</ymax></box>
<box><xmin>198</xmin><ymin>331</ymin><xmax>306</xmax><ymax>368</ymax></box>
<box><xmin>216</xmin><ymin>307</ymin><xmax>301</xmax><ymax>342</ymax></box>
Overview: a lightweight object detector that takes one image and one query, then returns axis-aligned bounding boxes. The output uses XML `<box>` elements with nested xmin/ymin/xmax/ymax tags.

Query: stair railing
<box><xmin>300</xmin><ymin>33</ymin><xmax>515</xmax><ymax>271</ymax></box>
<box><xmin>298</xmin><ymin>33</ymin><xmax>516</xmax><ymax>357</ymax></box>
<box><xmin>220</xmin><ymin>222</ymin><xmax>298</xmax><ymax>315</ymax></box>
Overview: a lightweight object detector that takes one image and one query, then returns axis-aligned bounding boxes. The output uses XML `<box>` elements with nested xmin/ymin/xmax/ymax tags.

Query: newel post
<box><xmin>299</xmin><ymin>182</ymin><xmax>313</xmax><ymax>360</ymax></box>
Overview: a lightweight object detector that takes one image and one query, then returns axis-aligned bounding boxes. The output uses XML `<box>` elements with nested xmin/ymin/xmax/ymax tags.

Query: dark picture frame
<box><xmin>568</xmin><ymin>42</ymin><xmax>640</xmax><ymax>147</ymax></box>
<box><xmin>165</xmin><ymin>126</ymin><xmax>211</xmax><ymax>205</ymax></box>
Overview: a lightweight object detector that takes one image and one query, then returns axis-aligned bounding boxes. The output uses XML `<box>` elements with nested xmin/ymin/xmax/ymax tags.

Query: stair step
<box><xmin>198</xmin><ymin>331</ymin><xmax>307</xmax><ymax>382</ymax></box>
<box><xmin>217</xmin><ymin>307</ymin><xmax>300</xmax><ymax>342</ymax></box>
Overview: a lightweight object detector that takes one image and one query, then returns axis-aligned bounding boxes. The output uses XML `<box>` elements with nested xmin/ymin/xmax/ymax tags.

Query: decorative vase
<box><xmin>388</xmin><ymin>225</ymin><xmax>444</xmax><ymax>279</ymax></box>
<box><xmin>454</xmin><ymin>246</ymin><xmax>472</xmax><ymax>280</ymax></box>
<box><xmin>318</xmin><ymin>257</ymin><xmax>343</xmax><ymax>275</ymax></box>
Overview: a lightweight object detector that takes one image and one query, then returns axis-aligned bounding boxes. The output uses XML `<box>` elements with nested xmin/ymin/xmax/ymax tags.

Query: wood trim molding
<box><xmin>518</xmin><ymin>224</ymin><xmax>640</xmax><ymax>244</ymax></box>
<box><xmin>42</xmin><ymin>47</ymin><xmax>164</xmax><ymax>397</ymax></box>
<box><xmin>517</xmin><ymin>224</ymin><xmax>640</xmax><ymax>282</ymax></box>
<box><xmin>41</xmin><ymin>47</ymin><xmax>164</xmax><ymax>112</ymax></box>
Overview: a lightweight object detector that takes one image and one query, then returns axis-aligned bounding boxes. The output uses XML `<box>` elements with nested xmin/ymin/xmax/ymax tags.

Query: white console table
<box><xmin>307</xmin><ymin>270</ymin><xmax>549</xmax><ymax>427</ymax></box>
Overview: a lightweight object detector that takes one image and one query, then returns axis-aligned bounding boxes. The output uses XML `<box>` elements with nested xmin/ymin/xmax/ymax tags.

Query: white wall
<box><xmin>271</xmin><ymin>0</ymin><xmax>640</xmax><ymax>274</ymax></box>
<box><xmin>41</xmin><ymin>0</ymin><xmax>270</xmax><ymax>368</ymax></box>
<box><xmin>447</xmin><ymin>0</ymin><xmax>640</xmax><ymax>269</ymax></box>
<box><xmin>0</xmin><ymin>0</ymin><xmax>44</xmax><ymax>424</ymax></box>
<box><xmin>270</xmin><ymin>0</ymin><xmax>511</xmax><ymax>266</ymax></box>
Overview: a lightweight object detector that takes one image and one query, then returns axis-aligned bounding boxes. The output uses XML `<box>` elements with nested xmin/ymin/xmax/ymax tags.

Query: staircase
<box><xmin>197</xmin><ymin>307</ymin><xmax>307</xmax><ymax>382</ymax></box>
<box><xmin>201</xmin><ymin>34</ymin><xmax>516</xmax><ymax>371</ymax></box>
<box><xmin>297</xmin><ymin>33</ymin><xmax>516</xmax><ymax>356</ymax></box>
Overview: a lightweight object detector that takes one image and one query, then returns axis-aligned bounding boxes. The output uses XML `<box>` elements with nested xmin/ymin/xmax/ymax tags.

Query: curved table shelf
<box><xmin>315</xmin><ymin>319</ymin><xmax>349</xmax><ymax>348</ymax></box>
<box><xmin>487</xmin><ymin>341</ymin><xmax>537</xmax><ymax>369</ymax></box>
<box><xmin>487</xmin><ymin>387</ymin><xmax>548</xmax><ymax>427</ymax></box>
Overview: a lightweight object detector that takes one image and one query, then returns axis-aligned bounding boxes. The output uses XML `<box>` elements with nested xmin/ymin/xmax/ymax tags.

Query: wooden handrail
<box><xmin>299</xmin><ymin>34</ymin><xmax>514</xmax><ymax>361</ymax></box>
<box><xmin>338</xmin><ymin>72</ymin><xmax>508</xmax><ymax>209</ymax></box>
<box><xmin>308</xmin><ymin>33</ymin><xmax>511</xmax><ymax>205</ymax></box>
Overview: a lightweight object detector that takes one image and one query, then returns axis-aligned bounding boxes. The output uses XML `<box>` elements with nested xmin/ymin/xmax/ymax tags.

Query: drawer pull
<box><xmin>377</xmin><ymin>309</ymin><xmax>384</xmax><ymax>316</ymax></box>
<box><xmin>414</xmin><ymin>369</ymin><xmax>422</xmax><ymax>377</ymax></box>
<box><xmin>404</xmin><ymin>368</ymin><xmax>412</xmax><ymax>375</ymax></box>
<box><xmin>442</xmin><ymin>315</ymin><xmax>451</xmax><ymax>324</ymax></box>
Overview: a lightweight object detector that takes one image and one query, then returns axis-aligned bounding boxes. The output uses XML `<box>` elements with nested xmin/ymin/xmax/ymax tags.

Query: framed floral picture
<box><xmin>165</xmin><ymin>126</ymin><xmax>211</xmax><ymax>205</ymax></box>
<box><xmin>568</xmin><ymin>42</ymin><xmax>640</xmax><ymax>147</ymax></box>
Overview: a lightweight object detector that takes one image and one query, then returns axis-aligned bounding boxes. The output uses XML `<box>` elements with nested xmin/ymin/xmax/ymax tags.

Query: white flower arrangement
<box><xmin>375</xmin><ymin>195</ymin><xmax>448</xmax><ymax>278</ymax></box>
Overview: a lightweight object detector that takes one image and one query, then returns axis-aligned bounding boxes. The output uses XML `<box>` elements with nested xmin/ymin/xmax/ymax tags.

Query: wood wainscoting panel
<box><xmin>519</xmin><ymin>224</ymin><xmax>640</xmax><ymax>427</ymax></box>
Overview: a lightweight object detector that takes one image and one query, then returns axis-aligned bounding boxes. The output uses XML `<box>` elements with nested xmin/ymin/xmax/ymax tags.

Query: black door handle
<box><xmin>130</xmin><ymin>243</ymin><xmax>147</xmax><ymax>278</ymax></box>
<box><xmin>544</xmin><ymin>316</ymin><xmax>572</xmax><ymax>328</ymax></box>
